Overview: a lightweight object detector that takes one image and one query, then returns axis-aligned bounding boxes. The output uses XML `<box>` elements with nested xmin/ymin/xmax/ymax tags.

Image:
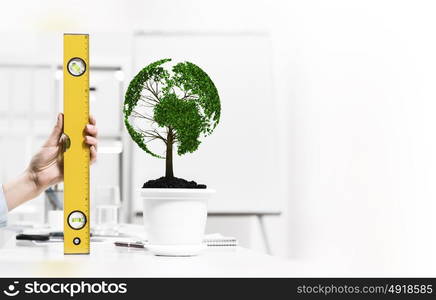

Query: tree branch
<box><xmin>140</xmin><ymin>95</ymin><xmax>158</xmax><ymax>104</ymax></box>
<box><xmin>152</xmin><ymin>129</ymin><xmax>166</xmax><ymax>142</ymax></box>
<box><xmin>131</xmin><ymin>110</ymin><xmax>155</xmax><ymax>122</ymax></box>
<box><xmin>144</xmin><ymin>136</ymin><xmax>160</xmax><ymax>143</ymax></box>
<box><xmin>144</xmin><ymin>80</ymin><xmax>161</xmax><ymax>102</ymax></box>
<box><xmin>182</xmin><ymin>91</ymin><xmax>198</xmax><ymax>100</ymax></box>
<box><xmin>139</xmin><ymin>129</ymin><xmax>167</xmax><ymax>143</ymax></box>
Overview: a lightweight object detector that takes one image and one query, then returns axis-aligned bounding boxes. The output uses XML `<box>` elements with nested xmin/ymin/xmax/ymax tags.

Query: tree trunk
<box><xmin>165</xmin><ymin>128</ymin><xmax>174</xmax><ymax>178</ymax></box>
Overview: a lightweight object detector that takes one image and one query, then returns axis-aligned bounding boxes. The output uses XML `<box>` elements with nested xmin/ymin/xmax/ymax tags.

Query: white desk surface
<box><xmin>0</xmin><ymin>226</ymin><xmax>296</xmax><ymax>277</ymax></box>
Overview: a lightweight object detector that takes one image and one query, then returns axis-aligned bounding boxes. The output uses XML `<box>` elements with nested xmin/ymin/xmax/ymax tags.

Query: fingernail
<box><xmin>86</xmin><ymin>124</ymin><xmax>93</xmax><ymax>130</ymax></box>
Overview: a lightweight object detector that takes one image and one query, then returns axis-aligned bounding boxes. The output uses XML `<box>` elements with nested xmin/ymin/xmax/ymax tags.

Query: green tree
<box><xmin>124</xmin><ymin>58</ymin><xmax>221</xmax><ymax>178</ymax></box>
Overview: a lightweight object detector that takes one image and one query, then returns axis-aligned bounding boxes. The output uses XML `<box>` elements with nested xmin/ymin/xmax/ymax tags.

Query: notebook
<box><xmin>203</xmin><ymin>233</ymin><xmax>238</xmax><ymax>247</ymax></box>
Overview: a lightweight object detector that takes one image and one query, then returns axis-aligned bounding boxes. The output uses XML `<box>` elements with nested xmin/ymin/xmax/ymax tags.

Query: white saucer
<box><xmin>146</xmin><ymin>244</ymin><xmax>207</xmax><ymax>256</ymax></box>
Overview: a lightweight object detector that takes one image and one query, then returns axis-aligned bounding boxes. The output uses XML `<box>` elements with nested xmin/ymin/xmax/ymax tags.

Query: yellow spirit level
<box><xmin>63</xmin><ymin>33</ymin><xmax>90</xmax><ymax>254</ymax></box>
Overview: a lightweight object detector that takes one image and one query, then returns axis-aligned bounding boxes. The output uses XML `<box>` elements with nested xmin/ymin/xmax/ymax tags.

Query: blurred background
<box><xmin>1</xmin><ymin>0</ymin><xmax>436</xmax><ymax>275</ymax></box>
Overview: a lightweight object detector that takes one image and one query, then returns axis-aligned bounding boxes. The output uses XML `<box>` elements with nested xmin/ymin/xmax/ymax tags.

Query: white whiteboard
<box><xmin>130</xmin><ymin>32</ymin><xmax>281</xmax><ymax>213</ymax></box>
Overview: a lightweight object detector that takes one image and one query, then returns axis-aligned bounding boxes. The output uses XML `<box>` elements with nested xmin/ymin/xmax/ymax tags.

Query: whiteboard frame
<box><xmin>128</xmin><ymin>30</ymin><xmax>283</xmax><ymax>218</ymax></box>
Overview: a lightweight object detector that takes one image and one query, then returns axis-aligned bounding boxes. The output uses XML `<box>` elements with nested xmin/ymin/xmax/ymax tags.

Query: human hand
<box><xmin>27</xmin><ymin>113</ymin><xmax>98</xmax><ymax>191</ymax></box>
<box><xmin>3</xmin><ymin>113</ymin><xmax>98</xmax><ymax>211</ymax></box>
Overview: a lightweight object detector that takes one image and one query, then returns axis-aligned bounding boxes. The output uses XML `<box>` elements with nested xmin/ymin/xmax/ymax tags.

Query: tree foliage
<box><xmin>124</xmin><ymin>58</ymin><xmax>221</xmax><ymax>176</ymax></box>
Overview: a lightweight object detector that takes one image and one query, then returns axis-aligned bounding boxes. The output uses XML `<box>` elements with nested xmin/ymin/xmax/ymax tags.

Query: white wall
<box><xmin>275</xmin><ymin>0</ymin><xmax>436</xmax><ymax>275</ymax></box>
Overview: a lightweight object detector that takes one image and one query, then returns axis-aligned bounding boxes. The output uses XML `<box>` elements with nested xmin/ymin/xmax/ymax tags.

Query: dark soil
<box><xmin>142</xmin><ymin>176</ymin><xmax>207</xmax><ymax>189</ymax></box>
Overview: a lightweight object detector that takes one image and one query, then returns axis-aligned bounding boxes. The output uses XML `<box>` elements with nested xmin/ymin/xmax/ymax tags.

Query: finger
<box><xmin>90</xmin><ymin>145</ymin><xmax>97</xmax><ymax>164</ymax></box>
<box><xmin>85</xmin><ymin>124</ymin><xmax>98</xmax><ymax>137</ymax></box>
<box><xmin>89</xmin><ymin>115</ymin><xmax>96</xmax><ymax>126</ymax></box>
<box><xmin>85</xmin><ymin>136</ymin><xmax>98</xmax><ymax>147</ymax></box>
<box><xmin>59</xmin><ymin>134</ymin><xmax>69</xmax><ymax>153</ymax></box>
<box><xmin>44</xmin><ymin>113</ymin><xmax>64</xmax><ymax>146</ymax></box>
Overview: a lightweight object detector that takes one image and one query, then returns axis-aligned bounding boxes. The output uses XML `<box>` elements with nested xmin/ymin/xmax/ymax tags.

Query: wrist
<box><xmin>25</xmin><ymin>169</ymin><xmax>45</xmax><ymax>196</ymax></box>
<box><xmin>3</xmin><ymin>170</ymin><xmax>44</xmax><ymax>211</ymax></box>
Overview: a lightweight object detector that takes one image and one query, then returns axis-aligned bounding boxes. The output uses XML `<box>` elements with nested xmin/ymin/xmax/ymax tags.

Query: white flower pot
<box><xmin>141</xmin><ymin>188</ymin><xmax>214</xmax><ymax>256</ymax></box>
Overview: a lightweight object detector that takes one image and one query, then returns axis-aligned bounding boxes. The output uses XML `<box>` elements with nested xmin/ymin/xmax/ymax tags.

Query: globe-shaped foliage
<box><xmin>124</xmin><ymin>59</ymin><xmax>221</xmax><ymax>159</ymax></box>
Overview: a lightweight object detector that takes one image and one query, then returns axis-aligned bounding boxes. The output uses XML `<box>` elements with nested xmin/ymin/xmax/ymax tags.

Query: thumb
<box><xmin>44</xmin><ymin>113</ymin><xmax>64</xmax><ymax>146</ymax></box>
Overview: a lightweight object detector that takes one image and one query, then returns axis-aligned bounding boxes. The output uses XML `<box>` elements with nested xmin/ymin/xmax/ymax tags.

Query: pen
<box><xmin>114</xmin><ymin>241</ymin><xmax>145</xmax><ymax>249</ymax></box>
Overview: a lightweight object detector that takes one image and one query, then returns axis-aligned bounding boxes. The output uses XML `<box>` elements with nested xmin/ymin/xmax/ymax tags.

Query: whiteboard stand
<box><xmin>208</xmin><ymin>211</ymin><xmax>282</xmax><ymax>255</ymax></box>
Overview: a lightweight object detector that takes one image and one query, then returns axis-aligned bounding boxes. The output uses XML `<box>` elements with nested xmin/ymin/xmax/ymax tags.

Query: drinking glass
<box><xmin>94</xmin><ymin>186</ymin><xmax>120</xmax><ymax>236</ymax></box>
